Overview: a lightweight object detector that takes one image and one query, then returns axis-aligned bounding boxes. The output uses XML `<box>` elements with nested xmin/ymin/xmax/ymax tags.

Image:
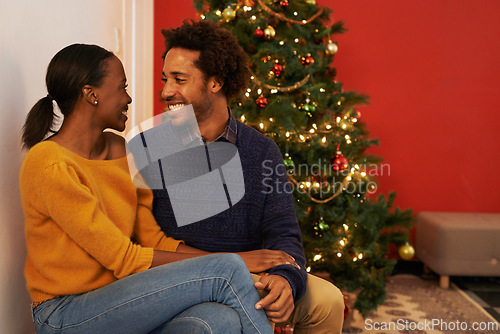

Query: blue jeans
<box><xmin>32</xmin><ymin>254</ymin><xmax>273</xmax><ymax>334</ymax></box>
<box><xmin>152</xmin><ymin>302</ymin><xmax>242</xmax><ymax>333</ymax></box>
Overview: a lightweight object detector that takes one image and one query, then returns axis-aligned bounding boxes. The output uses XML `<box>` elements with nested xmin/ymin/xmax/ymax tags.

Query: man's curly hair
<box><xmin>162</xmin><ymin>19</ymin><xmax>250</xmax><ymax>100</ymax></box>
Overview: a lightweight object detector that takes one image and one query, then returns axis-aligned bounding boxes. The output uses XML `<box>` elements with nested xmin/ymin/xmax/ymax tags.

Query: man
<box><xmin>154</xmin><ymin>19</ymin><xmax>344</xmax><ymax>333</ymax></box>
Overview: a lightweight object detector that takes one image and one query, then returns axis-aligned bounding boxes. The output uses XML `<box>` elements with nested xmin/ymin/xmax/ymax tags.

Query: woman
<box><xmin>20</xmin><ymin>44</ymin><xmax>275</xmax><ymax>334</ymax></box>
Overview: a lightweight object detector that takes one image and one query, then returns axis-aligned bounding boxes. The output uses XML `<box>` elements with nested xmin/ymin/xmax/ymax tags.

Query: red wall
<box><xmin>154</xmin><ymin>0</ymin><xmax>500</xmax><ymax>214</ymax></box>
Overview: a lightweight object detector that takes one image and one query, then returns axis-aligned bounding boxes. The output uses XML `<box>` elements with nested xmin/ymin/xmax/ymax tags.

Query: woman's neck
<box><xmin>49</xmin><ymin>115</ymin><xmax>109</xmax><ymax>160</ymax></box>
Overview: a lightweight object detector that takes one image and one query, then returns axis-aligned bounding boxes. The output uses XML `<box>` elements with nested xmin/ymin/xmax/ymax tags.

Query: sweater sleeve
<box><xmin>261</xmin><ymin>141</ymin><xmax>308</xmax><ymax>301</ymax></box>
<box><xmin>133</xmin><ymin>187</ymin><xmax>184</xmax><ymax>251</ymax></box>
<box><xmin>38</xmin><ymin>161</ymin><xmax>153</xmax><ymax>279</ymax></box>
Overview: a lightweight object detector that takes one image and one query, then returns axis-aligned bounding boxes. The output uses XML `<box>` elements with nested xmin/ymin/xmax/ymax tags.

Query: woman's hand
<box><xmin>236</xmin><ymin>249</ymin><xmax>300</xmax><ymax>273</ymax></box>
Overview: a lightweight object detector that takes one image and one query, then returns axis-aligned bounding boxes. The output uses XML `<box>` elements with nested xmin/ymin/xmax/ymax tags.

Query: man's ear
<box><xmin>209</xmin><ymin>77</ymin><xmax>224</xmax><ymax>94</ymax></box>
<box><xmin>82</xmin><ymin>85</ymin><xmax>98</xmax><ymax>105</ymax></box>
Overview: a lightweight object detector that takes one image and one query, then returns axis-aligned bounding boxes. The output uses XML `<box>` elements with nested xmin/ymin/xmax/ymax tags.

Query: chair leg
<box><xmin>439</xmin><ymin>275</ymin><xmax>449</xmax><ymax>289</ymax></box>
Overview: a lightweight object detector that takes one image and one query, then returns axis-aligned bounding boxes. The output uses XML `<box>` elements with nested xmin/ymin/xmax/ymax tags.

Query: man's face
<box><xmin>161</xmin><ymin>48</ymin><xmax>213</xmax><ymax>124</ymax></box>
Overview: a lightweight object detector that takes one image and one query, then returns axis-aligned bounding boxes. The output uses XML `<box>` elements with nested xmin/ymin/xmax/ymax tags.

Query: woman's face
<box><xmin>93</xmin><ymin>56</ymin><xmax>132</xmax><ymax>132</ymax></box>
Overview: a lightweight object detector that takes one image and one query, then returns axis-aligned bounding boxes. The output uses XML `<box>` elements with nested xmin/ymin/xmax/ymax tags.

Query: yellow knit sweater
<box><xmin>20</xmin><ymin>141</ymin><xmax>182</xmax><ymax>304</ymax></box>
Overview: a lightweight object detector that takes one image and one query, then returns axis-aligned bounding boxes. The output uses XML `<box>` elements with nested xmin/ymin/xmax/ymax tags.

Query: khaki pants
<box><xmin>252</xmin><ymin>273</ymin><xmax>344</xmax><ymax>334</ymax></box>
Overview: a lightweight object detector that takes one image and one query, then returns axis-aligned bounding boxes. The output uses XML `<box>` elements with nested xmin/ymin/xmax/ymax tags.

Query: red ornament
<box><xmin>256</xmin><ymin>96</ymin><xmax>268</xmax><ymax>108</ymax></box>
<box><xmin>254</xmin><ymin>28</ymin><xmax>264</xmax><ymax>38</ymax></box>
<box><xmin>301</xmin><ymin>55</ymin><xmax>315</xmax><ymax>66</ymax></box>
<box><xmin>343</xmin><ymin>295</ymin><xmax>350</xmax><ymax>320</ymax></box>
<box><xmin>272</xmin><ymin>63</ymin><xmax>283</xmax><ymax>76</ymax></box>
<box><xmin>344</xmin><ymin>304</ymin><xmax>349</xmax><ymax>320</ymax></box>
<box><xmin>280</xmin><ymin>0</ymin><xmax>289</xmax><ymax>9</ymax></box>
<box><xmin>330</xmin><ymin>145</ymin><xmax>348</xmax><ymax>171</ymax></box>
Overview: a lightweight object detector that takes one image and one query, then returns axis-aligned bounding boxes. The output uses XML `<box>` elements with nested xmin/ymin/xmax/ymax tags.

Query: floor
<box><xmin>393</xmin><ymin>261</ymin><xmax>500</xmax><ymax>322</ymax></box>
<box><xmin>275</xmin><ymin>262</ymin><xmax>499</xmax><ymax>333</ymax></box>
<box><xmin>453</xmin><ymin>276</ymin><xmax>500</xmax><ymax>322</ymax></box>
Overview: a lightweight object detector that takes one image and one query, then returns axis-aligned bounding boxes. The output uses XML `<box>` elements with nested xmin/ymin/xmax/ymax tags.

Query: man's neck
<box><xmin>198</xmin><ymin>100</ymin><xmax>229</xmax><ymax>142</ymax></box>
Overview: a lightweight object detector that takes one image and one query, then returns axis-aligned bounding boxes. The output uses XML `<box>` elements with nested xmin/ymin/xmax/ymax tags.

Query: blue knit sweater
<box><xmin>152</xmin><ymin>121</ymin><xmax>307</xmax><ymax>301</ymax></box>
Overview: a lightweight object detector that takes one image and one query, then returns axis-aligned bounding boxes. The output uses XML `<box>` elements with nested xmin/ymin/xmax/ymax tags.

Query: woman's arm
<box><xmin>174</xmin><ymin>244</ymin><xmax>299</xmax><ymax>273</ymax></box>
<box><xmin>150</xmin><ymin>249</ymin><xmax>209</xmax><ymax>268</ymax></box>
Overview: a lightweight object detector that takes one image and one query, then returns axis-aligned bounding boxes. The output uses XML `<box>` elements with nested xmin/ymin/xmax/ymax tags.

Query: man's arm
<box><xmin>254</xmin><ymin>140</ymin><xmax>308</xmax><ymax>320</ymax></box>
<box><xmin>261</xmin><ymin>140</ymin><xmax>308</xmax><ymax>299</ymax></box>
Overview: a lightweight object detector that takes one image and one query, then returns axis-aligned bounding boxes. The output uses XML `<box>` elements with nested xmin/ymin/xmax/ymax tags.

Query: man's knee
<box><xmin>289</xmin><ymin>274</ymin><xmax>344</xmax><ymax>333</ymax></box>
<box><xmin>304</xmin><ymin>274</ymin><xmax>344</xmax><ymax>316</ymax></box>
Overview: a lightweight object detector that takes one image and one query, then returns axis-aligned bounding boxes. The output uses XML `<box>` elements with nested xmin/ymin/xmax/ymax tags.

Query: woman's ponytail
<box><xmin>21</xmin><ymin>95</ymin><xmax>58</xmax><ymax>150</ymax></box>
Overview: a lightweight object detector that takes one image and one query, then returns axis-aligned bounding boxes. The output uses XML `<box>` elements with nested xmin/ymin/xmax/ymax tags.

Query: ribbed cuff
<box><xmin>269</xmin><ymin>265</ymin><xmax>308</xmax><ymax>301</ymax></box>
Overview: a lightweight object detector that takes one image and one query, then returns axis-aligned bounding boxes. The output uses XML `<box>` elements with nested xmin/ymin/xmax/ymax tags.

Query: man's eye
<box><xmin>161</xmin><ymin>78</ymin><xmax>167</xmax><ymax>83</ymax></box>
<box><xmin>176</xmin><ymin>78</ymin><xmax>186</xmax><ymax>83</ymax></box>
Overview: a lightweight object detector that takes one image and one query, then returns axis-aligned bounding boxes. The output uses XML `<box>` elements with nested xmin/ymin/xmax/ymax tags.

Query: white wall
<box><xmin>0</xmin><ymin>1</ymin><xmax>152</xmax><ymax>333</ymax></box>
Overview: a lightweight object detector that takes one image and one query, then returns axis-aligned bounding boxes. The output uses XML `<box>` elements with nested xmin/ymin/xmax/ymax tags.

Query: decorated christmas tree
<box><xmin>192</xmin><ymin>0</ymin><xmax>413</xmax><ymax>316</ymax></box>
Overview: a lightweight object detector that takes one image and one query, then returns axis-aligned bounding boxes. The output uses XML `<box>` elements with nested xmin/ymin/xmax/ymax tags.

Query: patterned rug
<box><xmin>342</xmin><ymin>274</ymin><xmax>500</xmax><ymax>334</ymax></box>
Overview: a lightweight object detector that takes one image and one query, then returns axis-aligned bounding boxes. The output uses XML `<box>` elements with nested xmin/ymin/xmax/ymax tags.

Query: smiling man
<box><xmin>153</xmin><ymin>20</ymin><xmax>344</xmax><ymax>333</ymax></box>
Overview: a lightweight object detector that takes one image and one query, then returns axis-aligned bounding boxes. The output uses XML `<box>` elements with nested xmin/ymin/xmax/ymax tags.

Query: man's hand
<box><xmin>254</xmin><ymin>274</ymin><xmax>294</xmax><ymax>323</ymax></box>
<box><xmin>237</xmin><ymin>249</ymin><xmax>300</xmax><ymax>273</ymax></box>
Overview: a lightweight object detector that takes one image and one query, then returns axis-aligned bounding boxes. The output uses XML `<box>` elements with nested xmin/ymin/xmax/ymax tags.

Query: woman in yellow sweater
<box><xmin>20</xmin><ymin>44</ymin><xmax>275</xmax><ymax>334</ymax></box>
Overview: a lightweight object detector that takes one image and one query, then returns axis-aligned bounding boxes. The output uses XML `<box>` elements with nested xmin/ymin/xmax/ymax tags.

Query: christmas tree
<box><xmin>192</xmin><ymin>0</ymin><xmax>413</xmax><ymax>316</ymax></box>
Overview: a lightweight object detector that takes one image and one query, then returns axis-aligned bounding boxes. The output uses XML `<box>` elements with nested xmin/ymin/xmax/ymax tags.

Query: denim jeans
<box><xmin>151</xmin><ymin>302</ymin><xmax>242</xmax><ymax>333</ymax></box>
<box><xmin>32</xmin><ymin>254</ymin><xmax>273</xmax><ymax>334</ymax></box>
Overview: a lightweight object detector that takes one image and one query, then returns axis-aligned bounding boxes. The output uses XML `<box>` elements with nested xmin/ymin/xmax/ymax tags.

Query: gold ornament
<box><xmin>326</xmin><ymin>40</ymin><xmax>338</xmax><ymax>55</ymax></box>
<box><xmin>222</xmin><ymin>7</ymin><xmax>236</xmax><ymax>21</ymax></box>
<box><xmin>398</xmin><ymin>243</ymin><xmax>415</xmax><ymax>260</ymax></box>
<box><xmin>306</xmin><ymin>0</ymin><xmax>316</xmax><ymax>4</ymax></box>
<box><xmin>264</xmin><ymin>25</ymin><xmax>276</xmax><ymax>39</ymax></box>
